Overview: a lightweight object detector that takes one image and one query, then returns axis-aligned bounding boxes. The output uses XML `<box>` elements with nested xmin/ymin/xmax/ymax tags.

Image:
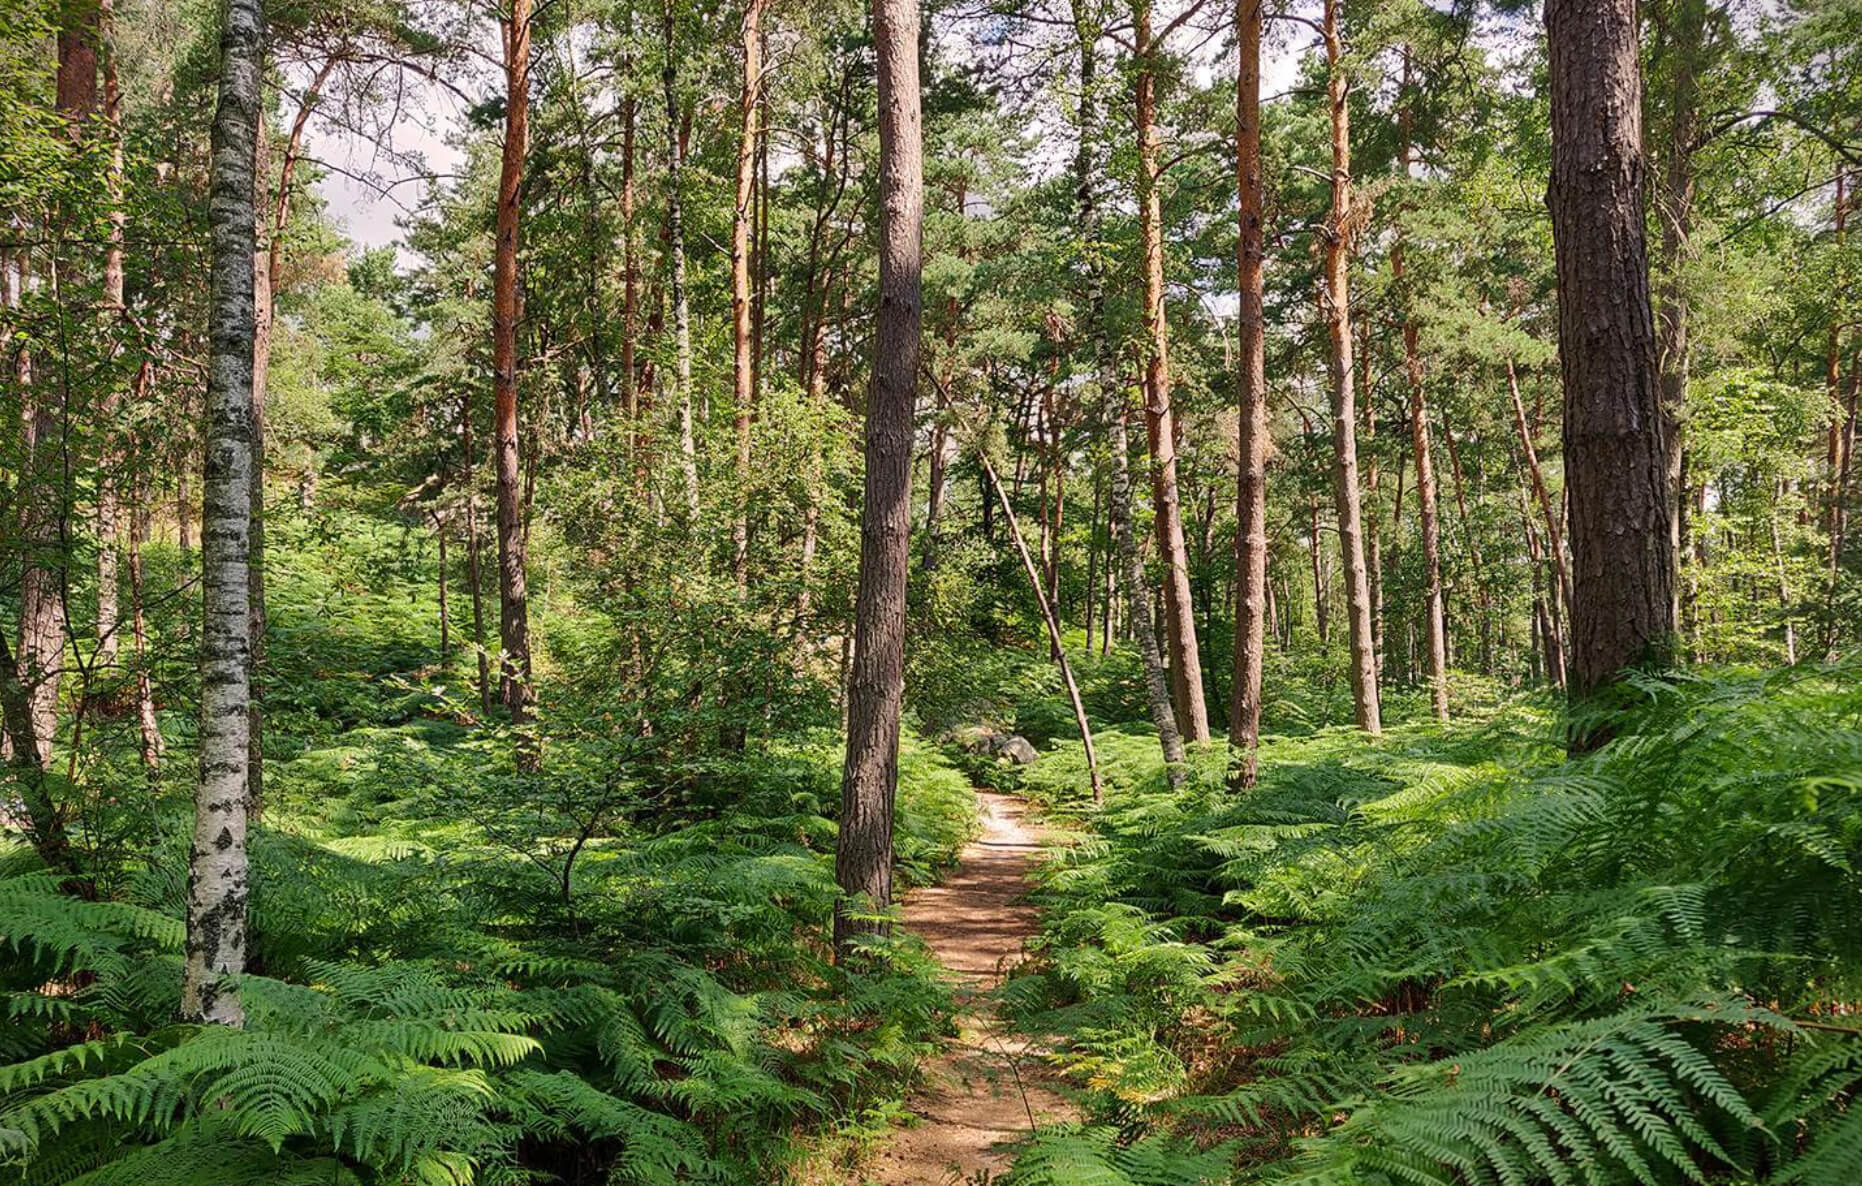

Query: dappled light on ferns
<box><xmin>1003</xmin><ymin>666</ymin><xmax>1862</xmax><ymax>1185</ymax></box>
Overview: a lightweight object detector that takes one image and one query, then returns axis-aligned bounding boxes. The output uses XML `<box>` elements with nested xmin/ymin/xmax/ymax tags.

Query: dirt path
<box><xmin>863</xmin><ymin>791</ymin><xmax>1078</xmax><ymax>1185</ymax></box>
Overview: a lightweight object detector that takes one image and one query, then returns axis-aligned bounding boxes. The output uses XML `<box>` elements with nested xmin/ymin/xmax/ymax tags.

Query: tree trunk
<box><xmin>494</xmin><ymin>0</ymin><xmax>537</xmax><ymax>744</ymax></box>
<box><xmin>663</xmin><ymin>0</ymin><xmax>699</xmax><ymax>518</ymax></box>
<box><xmin>1440</xmin><ymin>409</ymin><xmax>1494</xmax><ymax>674</ymax></box>
<box><xmin>1321</xmin><ymin>0</ymin><xmax>1381</xmax><ymax>733</ymax></box>
<box><xmin>1132</xmin><ymin>0</ymin><xmax>1209</xmax><ymax>742</ymax></box>
<box><xmin>981</xmin><ymin>453</ymin><xmax>1103</xmax><ymax>802</ymax></box>
<box><xmin>1655</xmin><ymin>0</ymin><xmax>1704</xmax><ymax>636</ymax></box>
<box><xmin>183</xmin><ymin>0</ymin><xmax>262</xmax><ymax>1026</ymax></box>
<box><xmin>1364</xmin><ymin>331</ymin><xmax>1384</xmax><ymax>678</ymax></box>
<box><xmin>1547</xmin><ymin>0</ymin><xmax>1674</xmax><ymax>717</ymax></box>
<box><xmin>730</xmin><ymin>0</ymin><xmax>768</xmax><ymax>589</ymax></box>
<box><xmin>1084</xmin><ymin>471</ymin><xmax>1101</xmax><ymax>654</ymax></box>
<box><xmin>621</xmin><ymin>91</ymin><xmax>638</xmax><ymax>425</ymax></box>
<box><xmin>1228</xmin><ymin>0</ymin><xmax>1268</xmax><ymax>785</ymax></box>
<box><xmin>16</xmin><ymin>9</ymin><xmax>99</xmax><ymax>769</ymax></box>
<box><xmin>436</xmin><ymin>515</ymin><xmax>451</xmax><ymax>659</ymax></box>
<box><xmin>1507</xmin><ymin>361</ymin><xmax>1573</xmax><ymax>616</ymax></box>
<box><xmin>1075</xmin><ymin>0</ymin><xmax>1185</xmax><ymax>777</ymax></box>
<box><xmin>96</xmin><ymin>1</ymin><xmax>125</xmax><ymax>675</ymax></box>
<box><xmin>835</xmin><ymin>0</ymin><xmax>922</xmax><ymax>958</ymax></box>
<box><xmin>460</xmin><ymin>387</ymin><xmax>493</xmax><ymax>715</ymax></box>
<box><xmin>128</xmin><ymin>451</ymin><xmax>163</xmax><ymax>774</ymax></box>
<box><xmin>1309</xmin><ymin>497</ymin><xmax>1330</xmax><ymax>646</ymax></box>
<box><xmin>1393</xmin><ymin>105</ymin><xmax>1447</xmax><ymax>720</ymax></box>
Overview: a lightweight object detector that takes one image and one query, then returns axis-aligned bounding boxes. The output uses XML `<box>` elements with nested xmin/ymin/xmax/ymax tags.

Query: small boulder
<box><xmin>999</xmin><ymin>735</ymin><xmax>1039</xmax><ymax>765</ymax></box>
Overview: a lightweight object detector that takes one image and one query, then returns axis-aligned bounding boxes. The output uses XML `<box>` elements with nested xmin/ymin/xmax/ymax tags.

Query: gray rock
<box><xmin>999</xmin><ymin>735</ymin><xmax>1039</xmax><ymax>764</ymax></box>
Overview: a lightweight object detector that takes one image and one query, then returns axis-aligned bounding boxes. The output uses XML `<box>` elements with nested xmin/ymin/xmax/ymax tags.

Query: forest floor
<box><xmin>862</xmin><ymin>791</ymin><xmax>1079</xmax><ymax>1185</ymax></box>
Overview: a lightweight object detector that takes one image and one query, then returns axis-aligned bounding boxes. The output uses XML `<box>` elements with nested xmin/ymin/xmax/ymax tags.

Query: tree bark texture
<box><xmin>495</xmin><ymin>0</ymin><xmax>537</xmax><ymax>735</ymax></box>
<box><xmin>1132</xmin><ymin>0</ymin><xmax>1209</xmax><ymax>742</ymax></box>
<box><xmin>1394</xmin><ymin>90</ymin><xmax>1448</xmax><ymax>721</ymax></box>
<box><xmin>1229</xmin><ymin>0</ymin><xmax>1269</xmax><ymax>785</ymax></box>
<box><xmin>1321</xmin><ymin>0</ymin><xmax>1381</xmax><ymax>733</ymax></box>
<box><xmin>184</xmin><ymin>0</ymin><xmax>263</xmax><ymax>1027</ymax></box>
<box><xmin>835</xmin><ymin>0</ymin><xmax>922</xmax><ymax>957</ymax></box>
<box><xmin>1546</xmin><ymin>0</ymin><xmax>1676</xmax><ymax>707</ymax></box>
<box><xmin>663</xmin><ymin>0</ymin><xmax>700</xmax><ymax>518</ymax></box>
<box><xmin>730</xmin><ymin>0</ymin><xmax>768</xmax><ymax>588</ymax></box>
<box><xmin>1075</xmin><ymin>0</ymin><xmax>1186</xmax><ymax>778</ymax></box>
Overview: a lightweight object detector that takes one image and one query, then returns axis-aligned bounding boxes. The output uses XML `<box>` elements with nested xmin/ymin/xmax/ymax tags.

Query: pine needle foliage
<box><xmin>1006</xmin><ymin>666</ymin><xmax>1862</xmax><ymax>1185</ymax></box>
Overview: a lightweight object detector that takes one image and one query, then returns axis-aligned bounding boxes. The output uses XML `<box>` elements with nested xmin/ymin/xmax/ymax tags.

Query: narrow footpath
<box><xmin>865</xmin><ymin>791</ymin><xmax>1079</xmax><ymax>1185</ymax></box>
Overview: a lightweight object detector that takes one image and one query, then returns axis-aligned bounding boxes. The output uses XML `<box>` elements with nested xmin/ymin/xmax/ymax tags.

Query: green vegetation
<box><xmin>1</xmin><ymin>490</ymin><xmax>978</xmax><ymax>1184</ymax></box>
<box><xmin>5</xmin><ymin>0</ymin><xmax>1862</xmax><ymax>1181</ymax></box>
<box><xmin>1003</xmin><ymin>668</ymin><xmax>1862</xmax><ymax>1184</ymax></box>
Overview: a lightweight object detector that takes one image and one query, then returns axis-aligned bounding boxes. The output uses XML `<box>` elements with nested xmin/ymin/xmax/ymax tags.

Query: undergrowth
<box><xmin>1003</xmin><ymin>666</ymin><xmax>1862</xmax><ymax>1186</ymax></box>
<box><xmin>0</xmin><ymin>492</ymin><xmax>981</xmax><ymax>1186</ymax></box>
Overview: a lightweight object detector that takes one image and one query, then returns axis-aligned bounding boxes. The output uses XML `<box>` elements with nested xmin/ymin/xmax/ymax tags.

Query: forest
<box><xmin>2</xmin><ymin>0</ymin><xmax>1860</xmax><ymax>1181</ymax></box>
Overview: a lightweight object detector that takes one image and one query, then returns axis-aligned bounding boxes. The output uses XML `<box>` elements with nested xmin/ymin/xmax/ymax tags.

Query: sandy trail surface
<box><xmin>862</xmin><ymin>791</ymin><xmax>1078</xmax><ymax>1185</ymax></box>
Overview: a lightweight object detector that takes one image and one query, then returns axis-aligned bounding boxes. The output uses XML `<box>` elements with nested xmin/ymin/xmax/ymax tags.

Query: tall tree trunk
<box><xmin>663</xmin><ymin>0</ymin><xmax>699</xmax><ymax>518</ymax></box>
<box><xmin>835</xmin><ymin>0</ymin><xmax>922</xmax><ymax>957</ymax></box>
<box><xmin>1824</xmin><ymin>176</ymin><xmax>1852</xmax><ymax>655</ymax></box>
<box><xmin>184</xmin><ymin>0</ymin><xmax>262</xmax><ymax>1026</ymax></box>
<box><xmin>730</xmin><ymin>0</ymin><xmax>767</xmax><ymax>589</ymax></box>
<box><xmin>621</xmin><ymin>91</ymin><xmax>638</xmax><ymax>425</ymax></box>
<box><xmin>96</xmin><ymin>0</ymin><xmax>125</xmax><ymax>675</ymax></box>
<box><xmin>16</xmin><ymin>4</ymin><xmax>100</xmax><ymax>768</ymax></box>
<box><xmin>1228</xmin><ymin>0</ymin><xmax>1268</xmax><ymax>787</ymax></box>
<box><xmin>494</xmin><ymin>0</ymin><xmax>537</xmax><ymax>744</ymax></box>
<box><xmin>1654</xmin><ymin>0</ymin><xmax>1704</xmax><ymax>636</ymax></box>
<box><xmin>1363</xmin><ymin>330</ymin><xmax>1384</xmax><ymax>677</ymax></box>
<box><xmin>981</xmin><ymin>453</ymin><xmax>1103</xmax><ymax>801</ymax></box>
<box><xmin>1547</xmin><ymin>0</ymin><xmax>1674</xmax><ymax>716</ymax></box>
<box><xmin>1131</xmin><ymin>0</ymin><xmax>1209</xmax><ymax>742</ymax></box>
<box><xmin>1393</xmin><ymin>80</ymin><xmax>1448</xmax><ymax>721</ymax></box>
<box><xmin>1075</xmin><ymin>0</ymin><xmax>1185</xmax><ymax>777</ymax></box>
<box><xmin>1321</xmin><ymin>0</ymin><xmax>1381</xmax><ymax>733</ymax></box>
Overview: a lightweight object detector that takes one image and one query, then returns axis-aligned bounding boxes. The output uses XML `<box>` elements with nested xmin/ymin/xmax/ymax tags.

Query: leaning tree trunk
<box><xmin>1073</xmin><ymin>0</ymin><xmax>1185</xmax><ymax>780</ymax></box>
<box><xmin>1131</xmin><ymin>0</ymin><xmax>1209</xmax><ymax>742</ymax></box>
<box><xmin>494</xmin><ymin>0</ymin><xmax>537</xmax><ymax>744</ymax></box>
<box><xmin>1547</xmin><ymin>0</ymin><xmax>1675</xmax><ymax>725</ymax></box>
<box><xmin>1321</xmin><ymin>0</ymin><xmax>1381</xmax><ymax>734</ymax></box>
<box><xmin>1229</xmin><ymin>0</ymin><xmax>1269</xmax><ymax>786</ymax></box>
<box><xmin>183</xmin><ymin>0</ymin><xmax>263</xmax><ymax>1027</ymax></box>
<box><xmin>981</xmin><ymin>452</ymin><xmax>1103</xmax><ymax>802</ymax></box>
<box><xmin>663</xmin><ymin>0</ymin><xmax>699</xmax><ymax>518</ymax></box>
<box><xmin>834</xmin><ymin>0</ymin><xmax>922</xmax><ymax>959</ymax></box>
